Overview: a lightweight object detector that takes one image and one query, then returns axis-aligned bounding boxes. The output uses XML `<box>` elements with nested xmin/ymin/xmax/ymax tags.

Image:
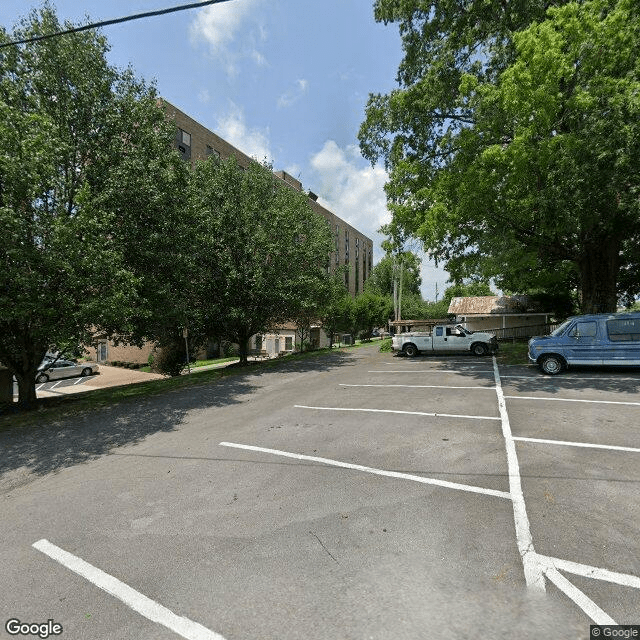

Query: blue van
<box><xmin>528</xmin><ymin>312</ymin><xmax>640</xmax><ymax>374</ymax></box>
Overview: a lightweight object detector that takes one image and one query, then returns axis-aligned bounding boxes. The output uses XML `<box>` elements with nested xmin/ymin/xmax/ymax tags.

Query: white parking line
<box><xmin>369</xmin><ymin>370</ymin><xmax>494</xmax><ymax>374</ymax></box>
<box><xmin>33</xmin><ymin>539</ymin><xmax>227</xmax><ymax>640</ymax></box>
<box><xmin>513</xmin><ymin>436</ymin><xmax>640</xmax><ymax>454</ymax></box>
<box><xmin>544</xmin><ymin>567</ymin><xmax>616</xmax><ymax>625</ymax></box>
<box><xmin>538</xmin><ymin>554</ymin><xmax>640</xmax><ymax>590</ymax></box>
<box><xmin>505</xmin><ymin>395</ymin><xmax>640</xmax><ymax>407</ymax></box>
<box><xmin>502</xmin><ymin>374</ymin><xmax>640</xmax><ymax>381</ymax></box>
<box><xmin>340</xmin><ymin>384</ymin><xmax>495</xmax><ymax>390</ymax></box>
<box><xmin>492</xmin><ymin>359</ymin><xmax>545</xmax><ymax>591</ymax></box>
<box><xmin>294</xmin><ymin>405</ymin><xmax>500</xmax><ymax>421</ymax></box>
<box><xmin>73</xmin><ymin>376</ymin><xmax>86</xmax><ymax>385</ymax></box>
<box><xmin>219</xmin><ymin>442</ymin><xmax>511</xmax><ymax>499</ymax></box>
<box><xmin>48</xmin><ymin>381</ymin><xmax>63</xmax><ymax>390</ymax></box>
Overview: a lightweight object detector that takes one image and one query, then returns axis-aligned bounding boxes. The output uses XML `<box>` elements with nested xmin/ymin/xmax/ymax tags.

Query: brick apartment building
<box><xmin>89</xmin><ymin>101</ymin><xmax>374</xmax><ymax>364</ymax></box>
<box><xmin>165</xmin><ymin>100</ymin><xmax>373</xmax><ymax>297</ymax></box>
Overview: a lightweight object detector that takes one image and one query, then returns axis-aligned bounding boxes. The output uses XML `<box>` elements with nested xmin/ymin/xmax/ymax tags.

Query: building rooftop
<box><xmin>448</xmin><ymin>295</ymin><xmax>544</xmax><ymax>315</ymax></box>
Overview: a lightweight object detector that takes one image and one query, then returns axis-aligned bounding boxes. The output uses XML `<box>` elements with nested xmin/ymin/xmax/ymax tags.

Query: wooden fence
<box><xmin>490</xmin><ymin>322</ymin><xmax>560</xmax><ymax>342</ymax></box>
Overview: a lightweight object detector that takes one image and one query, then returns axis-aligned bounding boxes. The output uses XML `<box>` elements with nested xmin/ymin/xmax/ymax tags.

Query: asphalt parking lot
<box><xmin>1</xmin><ymin>346</ymin><xmax>638</xmax><ymax>639</ymax></box>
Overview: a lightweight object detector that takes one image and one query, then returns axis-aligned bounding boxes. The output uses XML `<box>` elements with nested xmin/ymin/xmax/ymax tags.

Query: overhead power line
<box><xmin>0</xmin><ymin>0</ymin><xmax>234</xmax><ymax>49</ymax></box>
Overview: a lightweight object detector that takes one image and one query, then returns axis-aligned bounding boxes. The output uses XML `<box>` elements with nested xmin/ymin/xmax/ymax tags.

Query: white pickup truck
<box><xmin>391</xmin><ymin>324</ymin><xmax>498</xmax><ymax>357</ymax></box>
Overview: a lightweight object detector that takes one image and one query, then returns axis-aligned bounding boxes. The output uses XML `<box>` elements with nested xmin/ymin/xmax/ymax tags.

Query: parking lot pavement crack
<box><xmin>309</xmin><ymin>531</ymin><xmax>339</xmax><ymax>564</ymax></box>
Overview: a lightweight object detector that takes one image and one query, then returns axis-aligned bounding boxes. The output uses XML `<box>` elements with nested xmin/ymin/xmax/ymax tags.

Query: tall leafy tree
<box><xmin>365</xmin><ymin>252</ymin><xmax>422</xmax><ymax>298</ymax></box>
<box><xmin>360</xmin><ymin>0</ymin><xmax>639</xmax><ymax>313</ymax></box>
<box><xmin>189</xmin><ymin>156</ymin><xmax>334</xmax><ymax>365</ymax></box>
<box><xmin>0</xmin><ymin>6</ymin><xmax>190</xmax><ymax>404</ymax></box>
<box><xmin>319</xmin><ymin>273</ymin><xmax>352</xmax><ymax>349</ymax></box>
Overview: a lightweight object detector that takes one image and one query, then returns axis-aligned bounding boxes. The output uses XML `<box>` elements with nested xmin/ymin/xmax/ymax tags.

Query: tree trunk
<box><xmin>15</xmin><ymin>371</ymin><xmax>38</xmax><ymax>407</ymax></box>
<box><xmin>578</xmin><ymin>237</ymin><xmax>620</xmax><ymax>314</ymax></box>
<box><xmin>238</xmin><ymin>336</ymin><xmax>249</xmax><ymax>365</ymax></box>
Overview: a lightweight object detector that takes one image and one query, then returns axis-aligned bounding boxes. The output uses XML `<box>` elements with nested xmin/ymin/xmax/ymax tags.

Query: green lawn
<box><xmin>0</xmin><ymin>344</ymin><xmax>382</xmax><ymax>430</ymax></box>
<box><xmin>495</xmin><ymin>341</ymin><xmax>530</xmax><ymax>365</ymax></box>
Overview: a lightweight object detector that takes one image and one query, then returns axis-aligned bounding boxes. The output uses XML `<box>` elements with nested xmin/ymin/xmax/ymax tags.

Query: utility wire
<box><xmin>0</xmin><ymin>0</ymin><xmax>234</xmax><ymax>49</ymax></box>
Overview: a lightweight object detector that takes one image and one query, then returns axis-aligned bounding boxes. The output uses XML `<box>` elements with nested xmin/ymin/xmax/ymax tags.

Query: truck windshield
<box><xmin>550</xmin><ymin>319</ymin><xmax>573</xmax><ymax>336</ymax></box>
<box><xmin>456</xmin><ymin>325</ymin><xmax>472</xmax><ymax>335</ymax></box>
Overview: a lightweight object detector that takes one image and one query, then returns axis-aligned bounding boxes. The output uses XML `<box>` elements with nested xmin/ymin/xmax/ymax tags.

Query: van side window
<box><xmin>607</xmin><ymin>318</ymin><xmax>640</xmax><ymax>342</ymax></box>
<box><xmin>568</xmin><ymin>321</ymin><xmax>597</xmax><ymax>338</ymax></box>
<box><xmin>436</xmin><ymin>327</ymin><xmax>443</xmax><ymax>337</ymax></box>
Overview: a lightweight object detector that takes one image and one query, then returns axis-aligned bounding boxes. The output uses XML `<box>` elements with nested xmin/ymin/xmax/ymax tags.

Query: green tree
<box><xmin>360</xmin><ymin>0</ymin><xmax>639</xmax><ymax>313</ymax></box>
<box><xmin>189</xmin><ymin>156</ymin><xmax>334</xmax><ymax>365</ymax></box>
<box><xmin>365</xmin><ymin>252</ymin><xmax>422</xmax><ymax>298</ymax></box>
<box><xmin>318</xmin><ymin>273</ymin><xmax>352</xmax><ymax>348</ymax></box>
<box><xmin>0</xmin><ymin>6</ymin><xmax>190</xmax><ymax>404</ymax></box>
<box><xmin>354</xmin><ymin>291</ymin><xmax>392</xmax><ymax>339</ymax></box>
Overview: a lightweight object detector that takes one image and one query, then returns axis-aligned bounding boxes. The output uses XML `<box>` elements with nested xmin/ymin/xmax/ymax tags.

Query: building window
<box><xmin>206</xmin><ymin>145</ymin><xmax>220</xmax><ymax>159</ymax></box>
<box><xmin>97</xmin><ymin>341</ymin><xmax>108</xmax><ymax>362</ymax></box>
<box><xmin>176</xmin><ymin>128</ymin><xmax>191</xmax><ymax>161</ymax></box>
<box><xmin>285</xmin><ymin>336</ymin><xmax>293</xmax><ymax>351</ymax></box>
<box><xmin>255</xmin><ymin>335</ymin><xmax>262</xmax><ymax>351</ymax></box>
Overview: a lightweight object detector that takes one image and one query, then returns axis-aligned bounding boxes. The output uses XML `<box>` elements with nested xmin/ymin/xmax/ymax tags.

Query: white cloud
<box><xmin>308</xmin><ymin>140</ymin><xmax>449</xmax><ymax>300</ymax></box>
<box><xmin>277</xmin><ymin>79</ymin><xmax>309</xmax><ymax>108</ymax></box>
<box><xmin>309</xmin><ymin>140</ymin><xmax>390</xmax><ymax>238</ymax></box>
<box><xmin>215</xmin><ymin>103</ymin><xmax>273</xmax><ymax>162</ymax></box>
<box><xmin>189</xmin><ymin>0</ymin><xmax>266</xmax><ymax>75</ymax></box>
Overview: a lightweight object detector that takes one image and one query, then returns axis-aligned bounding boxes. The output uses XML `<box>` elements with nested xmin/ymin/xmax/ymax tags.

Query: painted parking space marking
<box><xmin>491</xmin><ymin>359</ymin><xmax>544</xmax><ymax>591</ymax></box>
<box><xmin>294</xmin><ymin>404</ymin><xmax>500</xmax><ymax>421</ymax></box>
<box><xmin>33</xmin><ymin>539</ymin><xmax>227</xmax><ymax>640</ymax></box>
<box><xmin>501</xmin><ymin>374</ymin><xmax>640</xmax><ymax>381</ymax></box>
<box><xmin>505</xmin><ymin>395</ymin><xmax>640</xmax><ymax>407</ymax></box>
<box><xmin>513</xmin><ymin>436</ymin><xmax>640</xmax><ymax>454</ymax></box>
<box><xmin>544</xmin><ymin>567</ymin><xmax>617</xmax><ymax>625</ymax></box>
<box><xmin>538</xmin><ymin>554</ymin><xmax>640</xmax><ymax>590</ymax></box>
<box><xmin>493</xmin><ymin>357</ymin><xmax>640</xmax><ymax>622</ymax></box>
<box><xmin>49</xmin><ymin>381</ymin><xmax>63</xmax><ymax>390</ymax></box>
<box><xmin>370</xmin><ymin>369</ymin><xmax>494</xmax><ymax>374</ymax></box>
<box><xmin>339</xmin><ymin>383</ymin><xmax>495</xmax><ymax>390</ymax></box>
<box><xmin>219</xmin><ymin>442</ymin><xmax>511</xmax><ymax>499</ymax></box>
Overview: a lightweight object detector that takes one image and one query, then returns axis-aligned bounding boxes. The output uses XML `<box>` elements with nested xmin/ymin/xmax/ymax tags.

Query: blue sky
<box><xmin>0</xmin><ymin>0</ymin><xmax>450</xmax><ymax>300</ymax></box>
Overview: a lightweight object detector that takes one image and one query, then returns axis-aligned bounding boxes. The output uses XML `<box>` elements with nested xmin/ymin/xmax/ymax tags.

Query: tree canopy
<box><xmin>0</xmin><ymin>6</ymin><xmax>191</xmax><ymax>404</ymax></box>
<box><xmin>360</xmin><ymin>0</ymin><xmax>640</xmax><ymax>313</ymax></box>
<box><xmin>189</xmin><ymin>155</ymin><xmax>334</xmax><ymax>364</ymax></box>
<box><xmin>365</xmin><ymin>251</ymin><xmax>422</xmax><ymax>298</ymax></box>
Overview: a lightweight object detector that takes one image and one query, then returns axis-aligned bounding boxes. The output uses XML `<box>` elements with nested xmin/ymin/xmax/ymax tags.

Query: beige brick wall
<box><xmin>87</xmin><ymin>340</ymin><xmax>156</xmax><ymax>364</ymax></box>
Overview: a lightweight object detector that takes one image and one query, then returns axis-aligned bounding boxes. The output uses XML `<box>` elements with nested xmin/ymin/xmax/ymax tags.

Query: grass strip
<box><xmin>0</xmin><ymin>343</ymin><xmax>378</xmax><ymax>431</ymax></box>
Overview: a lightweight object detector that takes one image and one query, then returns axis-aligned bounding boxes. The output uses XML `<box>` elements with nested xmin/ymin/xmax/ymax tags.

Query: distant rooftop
<box><xmin>448</xmin><ymin>295</ymin><xmax>544</xmax><ymax>316</ymax></box>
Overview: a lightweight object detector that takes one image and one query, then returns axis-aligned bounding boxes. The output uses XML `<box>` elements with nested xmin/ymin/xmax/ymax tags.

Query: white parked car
<box><xmin>36</xmin><ymin>359</ymin><xmax>99</xmax><ymax>383</ymax></box>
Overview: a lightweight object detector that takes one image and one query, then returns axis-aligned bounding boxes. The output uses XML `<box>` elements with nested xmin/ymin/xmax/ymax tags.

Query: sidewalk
<box><xmin>36</xmin><ymin>365</ymin><xmax>165</xmax><ymax>399</ymax></box>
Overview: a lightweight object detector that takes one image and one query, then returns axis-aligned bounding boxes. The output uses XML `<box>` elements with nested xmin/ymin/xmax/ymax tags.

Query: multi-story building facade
<box><xmin>163</xmin><ymin>100</ymin><xmax>373</xmax><ymax>298</ymax></box>
<box><xmin>89</xmin><ymin>101</ymin><xmax>373</xmax><ymax>364</ymax></box>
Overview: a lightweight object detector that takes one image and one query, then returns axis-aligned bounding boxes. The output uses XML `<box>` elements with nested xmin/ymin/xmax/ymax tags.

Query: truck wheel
<box><xmin>471</xmin><ymin>343</ymin><xmax>488</xmax><ymax>357</ymax></box>
<box><xmin>404</xmin><ymin>344</ymin><xmax>418</xmax><ymax>357</ymax></box>
<box><xmin>540</xmin><ymin>355</ymin><xmax>564</xmax><ymax>375</ymax></box>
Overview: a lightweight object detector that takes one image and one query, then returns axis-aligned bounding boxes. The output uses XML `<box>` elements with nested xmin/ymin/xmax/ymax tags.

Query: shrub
<box><xmin>379</xmin><ymin>338</ymin><xmax>392</xmax><ymax>352</ymax></box>
<box><xmin>151</xmin><ymin>343</ymin><xmax>187</xmax><ymax>377</ymax></box>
